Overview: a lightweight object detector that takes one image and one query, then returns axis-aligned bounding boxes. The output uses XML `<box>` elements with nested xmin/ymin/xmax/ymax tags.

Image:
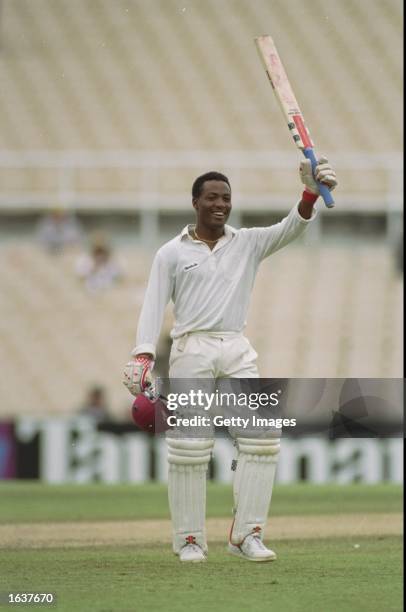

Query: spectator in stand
<box><xmin>76</xmin><ymin>232</ymin><xmax>124</xmax><ymax>293</ymax></box>
<box><xmin>78</xmin><ymin>385</ymin><xmax>111</xmax><ymax>423</ymax></box>
<box><xmin>36</xmin><ymin>207</ymin><xmax>83</xmax><ymax>254</ymax></box>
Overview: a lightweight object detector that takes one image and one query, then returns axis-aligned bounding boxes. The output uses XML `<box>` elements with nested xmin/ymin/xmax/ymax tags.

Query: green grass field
<box><xmin>0</xmin><ymin>483</ymin><xmax>403</xmax><ymax>612</ymax></box>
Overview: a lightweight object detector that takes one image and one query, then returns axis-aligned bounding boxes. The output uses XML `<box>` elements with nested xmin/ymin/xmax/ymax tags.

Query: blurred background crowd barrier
<box><xmin>0</xmin><ymin>0</ymin><xmax>403</xmax><ymax>482</ymax></box>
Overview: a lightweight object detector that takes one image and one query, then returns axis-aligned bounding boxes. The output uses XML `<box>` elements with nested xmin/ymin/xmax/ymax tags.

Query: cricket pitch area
<box><xmin>0</xmin><ymin>512</ymin><xmax>402</xmax><ymax>549</ymax></box>
<box><xmin>0</xmin><ymin>483</ymin><xmax>402</xmax><ymax>612</ymax></box>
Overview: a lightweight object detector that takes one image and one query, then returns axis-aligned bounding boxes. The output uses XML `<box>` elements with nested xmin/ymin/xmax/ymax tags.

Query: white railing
<box><xmin>0</xmin><ymin>150</ymin><xmax>403</xmax><ymax>213</ymax></box>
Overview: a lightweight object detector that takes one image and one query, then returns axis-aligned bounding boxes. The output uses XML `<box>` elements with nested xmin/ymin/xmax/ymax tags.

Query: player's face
<box><xmin>193</xmin><ymin>180</ymin><xmax>232</xmax><ymax>229</ymax></box>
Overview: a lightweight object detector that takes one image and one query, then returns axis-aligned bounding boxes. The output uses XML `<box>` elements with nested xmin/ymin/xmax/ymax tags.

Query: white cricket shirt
<box><xmin>134</xmin><ymin>203</ymin><xmax>316</xmax><ymax>357</ymax></box>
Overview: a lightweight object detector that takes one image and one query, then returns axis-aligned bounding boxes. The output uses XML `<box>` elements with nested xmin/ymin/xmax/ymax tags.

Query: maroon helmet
<box><xmin>131</xmin><ymin>392</ymin><xmax>170</xmax><ymax>433</ymax></box>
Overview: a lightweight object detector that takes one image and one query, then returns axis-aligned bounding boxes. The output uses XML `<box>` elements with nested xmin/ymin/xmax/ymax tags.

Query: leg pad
<box><xmin>167</xmin><ymin>437</ymin><xmax>214</xmax><ymax>553</ymax></box>
<box><xmin>230</xmin><ymin>437</ymin><xmax>280</xmax><ymax>545</ymax></box>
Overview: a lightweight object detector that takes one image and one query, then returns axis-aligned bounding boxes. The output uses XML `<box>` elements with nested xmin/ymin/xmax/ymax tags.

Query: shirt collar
<box><xmin>180</xmin><ymin>224</ymin><xmax>236</xmax><ymax>241</ymax></box>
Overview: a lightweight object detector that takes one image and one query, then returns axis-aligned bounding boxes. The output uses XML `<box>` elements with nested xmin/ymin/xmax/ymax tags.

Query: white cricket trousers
<box><xmin>166</xmin><ymin>331</ymin><xmax>280</xmax><ymax>553</ymax></box>
<box><xmin>169</xmin><ymin>332</ymin><xmax>259</xmax><ymax>378</ymax></box>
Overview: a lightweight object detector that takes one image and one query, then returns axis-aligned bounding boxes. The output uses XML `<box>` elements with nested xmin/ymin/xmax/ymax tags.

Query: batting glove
<box><xmin>123</xmin><ymin>355</ymin><xmax>154</xmax><ymax>397</ymax></box>
<box><xmin>300</xmin><ymin>156</ymin><xmax>338</xmax><ymax>195</ymax></box>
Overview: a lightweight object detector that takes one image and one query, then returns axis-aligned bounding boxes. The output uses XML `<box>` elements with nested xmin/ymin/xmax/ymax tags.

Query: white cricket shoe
<box><xmin>228</xmin><ymin>529</ymin><xmax>277</xmax><ymax>562</ymax></box>
<box><xmin>179</xmin><ymin>536</ymin><xmax>206</xmax><ymax>563</ymax></box>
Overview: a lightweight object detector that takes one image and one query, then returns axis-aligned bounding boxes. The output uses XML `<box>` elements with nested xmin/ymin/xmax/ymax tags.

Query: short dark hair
<box><xmin>192</xmin><ymin>171</ymin><xmax>231</xmax><ymax>199</ymax></box>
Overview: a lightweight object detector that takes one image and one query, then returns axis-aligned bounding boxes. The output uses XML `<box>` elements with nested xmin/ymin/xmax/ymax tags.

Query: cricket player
<box><xmin>124</xmin><ymin>159</ymin><xmax>337</xmax><ymax>562</ymax></box>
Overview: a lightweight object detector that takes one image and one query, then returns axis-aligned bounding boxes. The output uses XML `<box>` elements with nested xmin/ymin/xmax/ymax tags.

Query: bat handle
<box><xmin>303</xmin><ymin>147</ymin><xmax>335</xmax><ymax>208</ymax></box>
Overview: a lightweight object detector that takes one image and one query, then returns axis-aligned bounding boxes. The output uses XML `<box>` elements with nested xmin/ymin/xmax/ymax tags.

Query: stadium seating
<box><xmin>0</xmin><ymin>1</ymin><xmax>402</xmax><ymax>418</ymax></box>
<box><xmin>0</xmin><ymin>0</ymin><xmax>402</xmax><ymax>209</ymax></box>
<box><xmin>247</xmin><ymin>244</ymin><xmax>403</xmax><ymax>378</ymax></box>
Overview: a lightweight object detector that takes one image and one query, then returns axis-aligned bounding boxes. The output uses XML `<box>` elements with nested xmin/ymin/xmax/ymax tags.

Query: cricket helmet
<box><xmin>131</xmin><ymin>392</ymin><xmax>170</xmax><ymax>433</ymax></box>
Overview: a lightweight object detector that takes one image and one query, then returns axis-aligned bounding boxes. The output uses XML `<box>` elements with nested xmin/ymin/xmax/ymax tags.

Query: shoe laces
<box><xmin>247</xmin><ymin>527</ymin><xmax>268</xmax><ymax>551</ymax></box>
<box><xmin>182</xmin><ymin>536</ymin><xmax>203</xmax><ymax>556</ymax></box>
<box><xmin>185</xmin><ymin>535</ymin><xmax>201</xmax><ymax>552</ymax></box>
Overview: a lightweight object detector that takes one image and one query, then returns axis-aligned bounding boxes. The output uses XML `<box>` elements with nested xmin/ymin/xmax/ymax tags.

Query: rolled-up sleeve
<box><xmin>251</xmin><ymin>202</ymin><xmax>317</xmax><ymax>261</ymax></box>
<box><xmin>133</xmin><ymin>249</ymin><xmax>175</xmax><ymax>358</ymax></box>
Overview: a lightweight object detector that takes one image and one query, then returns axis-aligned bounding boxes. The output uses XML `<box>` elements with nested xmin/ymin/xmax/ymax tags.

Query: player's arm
<box><xmin>251</xmin><ymin>158</ymin><xmax>337</xmax><ymax>260</ymax></box>
<box><xmin>123</xmin><ymin>249</ymin><xmax>175</xmax><ymax>396</ymax></box>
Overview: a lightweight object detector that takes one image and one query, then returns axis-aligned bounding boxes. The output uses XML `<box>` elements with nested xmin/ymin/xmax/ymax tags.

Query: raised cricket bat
<box><xmin>255</xmin><ymin>35</ymin><xmax>334</xmax><ymax>208</ymax></box>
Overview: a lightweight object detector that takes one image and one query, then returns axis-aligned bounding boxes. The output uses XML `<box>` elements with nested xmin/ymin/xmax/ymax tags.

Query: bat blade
<box><xmin>255</xmin><ymin>35</ymin><xmax>334</xmax><ymax>208</ymax></box>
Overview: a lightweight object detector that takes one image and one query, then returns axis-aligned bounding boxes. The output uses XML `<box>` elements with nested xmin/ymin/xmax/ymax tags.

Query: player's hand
<box><xmin>300</xmin><ymin>157</ymin><xmax>338</xmax><ymax>195</ymax></box>
<box><xmin>123</xmin><ymin>354</ymin><xmax>154</xmax><ymax>396</ymax></box>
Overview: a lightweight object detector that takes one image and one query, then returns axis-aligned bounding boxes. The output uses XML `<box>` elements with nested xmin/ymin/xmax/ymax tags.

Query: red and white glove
<box><xmin>300</xmin><ymin>156</ymin><xmax>338</xmax><ymax>198</ymax></box>
<box><xmin>123</xmin><ymin>354</ymin><xmax>154</xmax><ymax>397</ymax></box>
